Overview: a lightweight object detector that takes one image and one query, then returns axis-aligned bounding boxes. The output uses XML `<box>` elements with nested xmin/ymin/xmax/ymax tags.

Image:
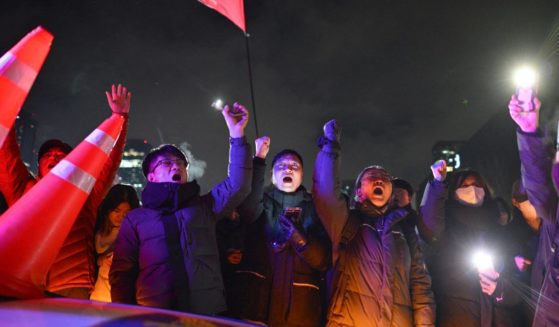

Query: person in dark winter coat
<box><xmin>229</xmin><ymin>135</ymin><xmax>331</xmax><ymax>327</ymax></box>
<box><xmin>509</xmin><ymin>93</ymin><xmax>559</xmax><ymax>326</ymax></box>
<box><xmin>313</xmin><ymin>119</ymin><xmax>435</xmax><ymax>327</ymax></box>
<box><xmin>392</xmin><ymin>178</ymin><xmax>415</xmax><ymax>210</ymax></box>
<box><xmin>492</xmin><ymin>180</ymin><xmax>539</xmax><ymax>326</ymax></box>
<box><xmin>419</xmin><ymin>160</ymin><xmax>513</xmax><ymax>327</ymax></box>
<box><xmin>109</xmin><ymin>103</ymin><xmax>252</xmax><ymax>316</ymax></box>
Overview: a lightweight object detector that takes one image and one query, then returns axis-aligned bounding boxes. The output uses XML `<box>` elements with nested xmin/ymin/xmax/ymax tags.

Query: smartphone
<box><xmin>516</xmin><ymin>87</ymin><xmax>536</xmax><ymax>112</ymax></box>
<box><xmin>283</xmin><ymin>207</ymin><xmax>302</xmax><ymax>224</ymax></box>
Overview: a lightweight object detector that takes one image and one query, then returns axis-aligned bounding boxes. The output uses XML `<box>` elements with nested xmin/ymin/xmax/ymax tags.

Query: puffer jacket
<box><xmin>227</xmin><ymin>157</ymin><xmax>331</xmax><ymax>327</ymax></box>
<box><xmin>516</xmin><ymin>129</ymin><xmax>559</xmax><ymax>327</ymax></box>
<box><xmin>313</xmin><ymin>139</ymin><xmax>435</xmax><ymax>327</ymax></box>
<box><xmin>110</xmin><ymin>136</ymin><xmax>252</xmax><ymax>315</ymax></box>
<box><xmin>0</xmin><ymin>114</ymin><xmax>127</xmax><ymax>295</ymax></box>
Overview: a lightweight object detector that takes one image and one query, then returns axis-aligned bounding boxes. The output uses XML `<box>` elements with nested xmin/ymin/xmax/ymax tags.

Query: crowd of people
<box><xmin>1</xmin><ymin>84</ymin><xmax>559</xmax><ymax>327</ymax></box>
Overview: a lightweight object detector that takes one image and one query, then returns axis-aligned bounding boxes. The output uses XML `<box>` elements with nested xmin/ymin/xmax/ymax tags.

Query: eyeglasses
<box><xmin>150</xmin><ymin>158</ymin><xmax>188</xmax><ymax>173</ymax></box>
<box><xmin>273</xmin><ymin>162</ymin><xmax>301</xmax><ymax>171</ymax></box>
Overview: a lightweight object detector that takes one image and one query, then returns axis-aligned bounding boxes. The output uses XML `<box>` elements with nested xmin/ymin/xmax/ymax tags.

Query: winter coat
<box><xmin>226</xmin><ymin>157</ymin><xmax>331</xmax><ymax>327</ymax></box>
<box><xmin>313</xmin><ymin>139</ymin><xmax>435</xmax><ymax>327</ymax></box>
<box><xmin>419</xmin><ymin>178</ymin><xmax>512</xmax><ymax>327</ymax></box>
<box><xmin>110</xmin><ymin>137</ymin><xmax>252</xmax><ymax>315</ymax></box>
<box><xmin>0</xmin><ymin>115</ymin><xmax>127</xmax><ymax>295</ymax></box>
<box><xmin>516</xmin><ymin>130</ymin><xmax>559</xmax><ymax>327</ymax></box>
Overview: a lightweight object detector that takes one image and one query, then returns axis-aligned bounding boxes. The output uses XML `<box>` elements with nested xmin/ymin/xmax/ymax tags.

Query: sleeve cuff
<box><xmin>517</xmin><ymin>127</ymin><xmax>543</xmax><ymax>137</ymax></box>
<box><xmin>253</xmin><ymin>157</ymin><xmax>266</xmax><ymax>166</ymax></box>
<box><xmin>230</xmin><ymin>136</ymin><xmax>248</xmax><ymax>146</ymax></box>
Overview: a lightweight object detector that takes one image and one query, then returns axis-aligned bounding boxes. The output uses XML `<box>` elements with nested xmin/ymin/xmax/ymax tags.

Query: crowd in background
<box><xmin>1</xmin><ymin>85</ymin><xmax>558</xmax><ymax>327</ymax></box>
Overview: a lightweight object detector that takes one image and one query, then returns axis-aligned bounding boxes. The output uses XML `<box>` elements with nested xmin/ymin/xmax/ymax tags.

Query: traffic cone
<box><xmin>0</xmin><ymin>114</ymin><xmax>124</xmax><ymax>298</ymax></box>
<box><xmin>0</xmin><ymin>26</ymin><xmax>53</xmax><ymax>147</ymax></box>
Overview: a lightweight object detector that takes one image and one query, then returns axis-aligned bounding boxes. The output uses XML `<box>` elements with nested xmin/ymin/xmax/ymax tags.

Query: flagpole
<box><xmin>244</xmin><ymin>32</ymin><xmax>260</xmax><ymax>138</ymax></box>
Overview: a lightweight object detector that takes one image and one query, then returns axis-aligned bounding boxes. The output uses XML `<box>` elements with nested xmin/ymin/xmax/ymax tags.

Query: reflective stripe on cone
<box><xmin>0</xmin><ymin>114</ymin><xmax>124</xmax><ymax>299</ymax></box>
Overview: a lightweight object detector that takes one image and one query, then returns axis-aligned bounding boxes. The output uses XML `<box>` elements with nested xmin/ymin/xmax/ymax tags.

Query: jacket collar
<box><xmin>142</xmin><ymin>180</ymin><xmax>201</xmax><ymax>213</ymax></box>
<box><xmin>266</xmin><ymin>185</ymin><xmax>311</xmax><ymax>208</ymax></box>
<box><xmin>354</xmin><ymin>201</ymin><xmax>410</xmax><ymax>229</ymax></box>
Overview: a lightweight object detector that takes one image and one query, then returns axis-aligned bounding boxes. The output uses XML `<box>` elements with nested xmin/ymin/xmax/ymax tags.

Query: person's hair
<box><xmin>142</xmin><ymin>144</ymin><xmax>188</xmax><ymax>177</ymax></box>
<box><xmin>95</xmin><ymin>184</ymin><xmax>140</xmax><ymax>236</ymax></box>
<box><xmin>449</xmin><ymin>170</ymin><xmax>494</xmax><ymax>199</ymax></box>
<box><xmin>392</xmin><ymin>177</ymin><xmax>414</xmax><ymax>197</ymax></box>
<box><xmin>271</xmin><ymin>149</ymin><xmax>304</xmax><ymax>168</ymax></box>
<box><xmin>38</xmin><ymin>139</ymin><xmax>72</xmax><ymax>162</ymax></box>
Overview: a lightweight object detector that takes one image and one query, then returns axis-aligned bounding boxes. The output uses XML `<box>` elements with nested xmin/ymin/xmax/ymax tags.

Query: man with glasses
<box><xmin>110</xmin><ymin>103</ymin><xmax>253</xmax><ymax>316</ymax></box>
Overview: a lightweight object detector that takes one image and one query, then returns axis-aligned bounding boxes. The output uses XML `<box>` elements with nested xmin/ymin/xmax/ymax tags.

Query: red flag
<box><xmin>198</xmin><ymin>0</ymin><xmax>246</xmax><ymax>32</ymax></box>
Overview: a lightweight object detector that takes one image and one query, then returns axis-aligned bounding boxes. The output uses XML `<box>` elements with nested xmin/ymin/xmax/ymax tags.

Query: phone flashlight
<box><xmin>472</xmin><ymin>250</ymin><xmax>494</xmax><ymax>272</ymax></box>
<box><xmin>513</xmin><ymin>66</ymin><xmax>538</xmax><ymax>112</ymax></box>
<box><xmin>211</xmin><ymin>99</ymin><xmax>224</xmax><ymax>110</ymax></box>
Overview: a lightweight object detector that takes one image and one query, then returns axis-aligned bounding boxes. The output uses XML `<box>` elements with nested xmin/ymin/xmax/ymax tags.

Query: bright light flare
<box><xmin>211</xmin><ymin>99</ymin><xmax>224</xmax><ymax>110</ymax></box>
<box><xmin>513</xmin><ymin>66</ymin><xmax>538</xmax><ymax>89</ymax></box>
<box><xmin>472</xmin><ymin>250</ymin><xmax>493</xmax><ymax>271</ymax></box>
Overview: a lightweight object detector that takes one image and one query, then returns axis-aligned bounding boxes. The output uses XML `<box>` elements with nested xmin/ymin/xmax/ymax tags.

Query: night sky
<box><xmin>2</xmin><ymin>0</ymin><xmax>559</xmax><ymax>192</ymax></box>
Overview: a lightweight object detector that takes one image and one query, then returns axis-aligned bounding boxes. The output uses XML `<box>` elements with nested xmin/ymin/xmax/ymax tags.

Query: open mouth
<box><xmin>283</xmin><ymin>176</ymin><xmax>293</xmax><ymax>183</ymax></box>
<box><xmin>373</xmin><ymin>187</ymin><xmax>383</xmax><ymax>195</ymax></box>
<box><xmin>172</xmin><ymin>174</ymin><xmax>181</xmax><ymax>182</ymax></box>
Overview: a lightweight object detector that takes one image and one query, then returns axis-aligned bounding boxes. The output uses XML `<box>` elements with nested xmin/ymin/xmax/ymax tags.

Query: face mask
<box><xmin>455</xmin><ymin>186</ymin><xmax>485</xmax><ymax>207</ymax></box>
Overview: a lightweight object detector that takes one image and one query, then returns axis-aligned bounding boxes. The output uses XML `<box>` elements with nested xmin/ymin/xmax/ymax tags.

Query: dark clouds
<box><xmin>1</xmin><ymin>0</ymin><xmax>558</xmax><ymax>191</ymax></box>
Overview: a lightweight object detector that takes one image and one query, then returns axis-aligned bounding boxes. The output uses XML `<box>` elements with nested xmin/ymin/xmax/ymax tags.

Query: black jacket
<box><xmin>228</xmin><ymin>157</ymin><xmax>331</xmax><ymax>327</ymax></box>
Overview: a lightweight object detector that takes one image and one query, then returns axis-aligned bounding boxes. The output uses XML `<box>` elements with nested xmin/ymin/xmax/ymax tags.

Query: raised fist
<box><xmin>323</xmin><ymin>119</ymin><xmax>341</xmax><ymax>142</ymax></box>
<box><xmin>430</xmin><ymin>160</ymin><xmax>447</xmax><ymax>182</ymax></box>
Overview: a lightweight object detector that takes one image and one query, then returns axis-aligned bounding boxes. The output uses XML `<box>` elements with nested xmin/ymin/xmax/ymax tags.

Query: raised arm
<box><xmin>0</xmin><ymin>126</ymin><xmax>35</xmax><ymax>206</ymax></box>
<box><xmin>237</xmin><ymin>136</ymin><xmax>270</xmax><ymax>223</ymax></box>
<box><xmin>312</xmin><ymin>119</ymin><xmax>349</xmax><ymax>263</ymax></box>
<box><xmin>87</xmin><ymin>84</ymin><xmax>131</xmax><ymax>214</ymax></box>
<box><xmin>418</xmin><ymin>160</ymin><xmax>449</xmax><ymax>243</ymax></box>
<box><xmin>509</xmin><ymin>94</ymin><xmax>557</xmax><ymax>224</ymax></box>
<box><xmin>211</xmin><ymin>103</ymin><xmax>252</xmax><ymax>216</ymax></box>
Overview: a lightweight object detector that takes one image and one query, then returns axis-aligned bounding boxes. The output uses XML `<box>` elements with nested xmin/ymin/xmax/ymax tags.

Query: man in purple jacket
<box><xmin>509</xmin><ymin>93</ymin><xmax>559</xmax><ymax>326</ymax></box>
<box><xmin>110</xmin><ymin>103</ymin><xmax>252</xmax><ymax>315</ymax></box>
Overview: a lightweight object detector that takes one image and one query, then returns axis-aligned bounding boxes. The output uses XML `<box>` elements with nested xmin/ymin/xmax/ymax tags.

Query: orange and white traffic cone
<box><xmin>0</xmin><ymin>114</ymin><xmax>124</xmax><ymax>298</ymax></box>
<box><xmin>0</xmin><ymin>26</ymin><xmax>53</xmax><ymax>147</ymax></box>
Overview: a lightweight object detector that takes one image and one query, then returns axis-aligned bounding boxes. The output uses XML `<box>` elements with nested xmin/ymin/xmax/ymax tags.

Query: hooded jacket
<box><xmin>313</xmin><ymin>139</ymin><xmax>435</xmax><ymax>327</ymax></box>
<box><xmin>516</xmin><ymin>129</ymin><xmax>559</xmax><ymax>327</ymax></box>
<box><xmin>110</xmin><ymin>136</ymin><xmax>252</xmax><ymax>315</ymax></box>
<box><xmin>0</xmin><ymin>114</ymin><xmax>128</xmax><ymax>295</ymax></box>
<box><xmin>419</xmin><ymin>178</ymin><xmax>510</xmax><ymax>327</ymax></box>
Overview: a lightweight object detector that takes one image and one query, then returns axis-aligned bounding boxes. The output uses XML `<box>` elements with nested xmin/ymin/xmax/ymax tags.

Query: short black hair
<box><xmin>393</xmin><ymin>178</ymin><xmax>414</xmax><ymax>197</ymax></box>
<box><xmin>271</xmin><ymin>149</ymin><xmax>304</xmax><ymax>168</ymax></box>
<box><xmin>38</xmin><ymin>139</ymin><xmax>73</xmax><ymax>162</ymax></box>
<box><xmin>142</xmin><ymin>144</ymin><xmax>188</xmax><ymax>177</ymax></box>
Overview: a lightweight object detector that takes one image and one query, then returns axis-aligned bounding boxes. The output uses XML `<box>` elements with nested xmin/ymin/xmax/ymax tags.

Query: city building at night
<box><xmin>118</xmin><ymin>139</ymin><xmax>152</xmax><ymax>193</ymax></box>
